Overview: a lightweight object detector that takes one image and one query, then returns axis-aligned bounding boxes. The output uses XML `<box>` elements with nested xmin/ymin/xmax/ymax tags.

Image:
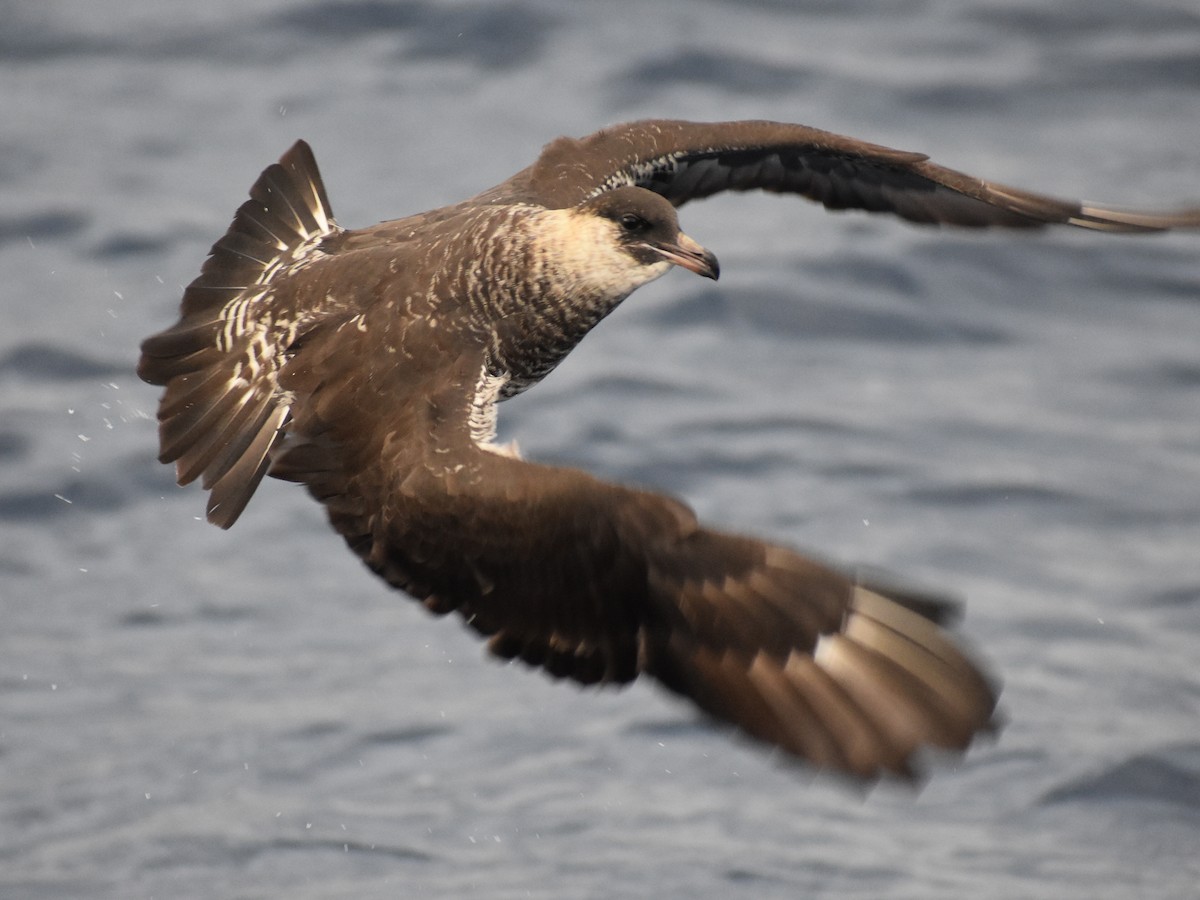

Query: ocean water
<box><xmin>2</xmin><ymin>1</ymin><xmax>1199</xmax><ymax>897</ymax></box>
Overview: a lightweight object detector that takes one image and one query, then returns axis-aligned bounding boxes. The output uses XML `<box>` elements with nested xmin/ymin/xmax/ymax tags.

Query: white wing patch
<box><xmin>592</xmin><ymin>152</ymin><xmax>687</xmax><ymax>197</ymax></box>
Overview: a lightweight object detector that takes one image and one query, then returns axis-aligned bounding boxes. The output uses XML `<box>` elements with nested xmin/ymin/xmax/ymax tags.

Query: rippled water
<box><xmin>3</xmin><ymin>1</ymin><xmax>1199</xmax><ymax>898</ymax></box>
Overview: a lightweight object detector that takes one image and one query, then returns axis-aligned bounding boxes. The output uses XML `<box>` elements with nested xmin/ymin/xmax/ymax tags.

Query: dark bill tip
<box><xmin>647</xmin><ymin>233</ymin><xmax>720</xmax><ymax>280</ymax></box>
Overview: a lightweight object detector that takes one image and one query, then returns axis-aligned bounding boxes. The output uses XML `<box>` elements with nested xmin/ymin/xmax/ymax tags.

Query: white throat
<box><xmin>525</xmin><ymin>207</ymin><xmax>671</xmax><ymax>300</ymax></box>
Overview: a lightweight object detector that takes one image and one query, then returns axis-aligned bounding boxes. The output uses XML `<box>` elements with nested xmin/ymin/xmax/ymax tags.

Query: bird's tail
<box><xmin>138</xmin><ymin>140</ymin><xmax>338</xmax><ymax>527</ymax></box>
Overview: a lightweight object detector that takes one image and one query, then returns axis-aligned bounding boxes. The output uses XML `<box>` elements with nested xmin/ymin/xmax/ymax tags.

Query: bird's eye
<box><xmin>619</xmin><ymin>213</ymin><xmax>650</xmax><ymax>234</ymax></box>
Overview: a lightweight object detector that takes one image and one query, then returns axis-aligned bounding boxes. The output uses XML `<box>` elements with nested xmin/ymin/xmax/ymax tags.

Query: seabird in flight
<box><xmin>138</xmin><ymin>120</ymin><xmax>1199</xmax><ymax>780</ymax></box>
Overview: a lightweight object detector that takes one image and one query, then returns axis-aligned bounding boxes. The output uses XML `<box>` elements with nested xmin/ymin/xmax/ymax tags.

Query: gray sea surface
<box><xmin>3</xmin><ymin>1</ymin><xmax>1199</xmax><ymax>897</ymax></box>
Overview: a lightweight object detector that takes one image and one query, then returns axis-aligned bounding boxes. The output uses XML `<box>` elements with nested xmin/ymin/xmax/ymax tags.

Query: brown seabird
<box><xmin>138</xmin><ymin>120</ymin><xmax>1200</xmax><ymax>780</ymax></box>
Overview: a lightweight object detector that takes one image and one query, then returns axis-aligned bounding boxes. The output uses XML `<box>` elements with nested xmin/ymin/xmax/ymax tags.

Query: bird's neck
<box><xmin>444</xmin><ymin>206</ymin><xmax>665</xmax><ymax>396</ymax></box>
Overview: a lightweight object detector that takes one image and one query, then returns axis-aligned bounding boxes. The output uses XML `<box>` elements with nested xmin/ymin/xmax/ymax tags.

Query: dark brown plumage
<box><xmin>139</xmin><ymin>119</ymin><xmax>1199</xmax><ymax>780</ymax></box>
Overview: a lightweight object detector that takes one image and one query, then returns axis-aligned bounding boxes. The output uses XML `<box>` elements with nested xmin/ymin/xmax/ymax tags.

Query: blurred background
<box><xmin>2</xmin><ymin>1</ymin><xmax>1198</xmax><ymax>897</ymax></box>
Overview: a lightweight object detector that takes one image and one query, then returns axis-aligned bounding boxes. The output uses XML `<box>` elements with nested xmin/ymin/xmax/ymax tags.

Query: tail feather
<box><xmin>138</xmin><ymin>140</ymin><xmax>338</xmax><ymax>527</ymax></box>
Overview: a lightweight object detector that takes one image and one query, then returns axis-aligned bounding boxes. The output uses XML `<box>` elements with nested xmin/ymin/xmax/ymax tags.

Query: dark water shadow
<box><xmin>1040</xmin><ymin>743</ymin><xmax>1200</xmax><ymax>810</ymax></box>
<box><xmin>610</xmin><ymin>48</ymin><xmax>816</xmax><ymax>100</ymax></box>
<box><xmin>0</xmin><ymin>342</ymin><xmax>127</xmax><ymax>382</ymax></box>
<box><xmin>272</xmin><ymin>0</ymin><xmax>558</xmax><ymax>70</ymax></box>
<box><xmin>0</xmin><ymin>210</ymin><xmax>90</xmax><ymax>248</ymax></box>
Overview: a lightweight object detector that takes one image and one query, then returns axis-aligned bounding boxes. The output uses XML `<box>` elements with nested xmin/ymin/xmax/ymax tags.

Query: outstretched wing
<box><xmin>518</xmin><ymin>119</ymin><xmax>1200</xmax><ymax>231</ymax></box>
<box><xmin>266</xmin><ymin>317</ymin><xmax>998</xmax><ymax>780</ymax></box>
<box><xmin>138</xmin><ymin>140</ymin><xmax>341</xmax><ymax>527</ymax></box>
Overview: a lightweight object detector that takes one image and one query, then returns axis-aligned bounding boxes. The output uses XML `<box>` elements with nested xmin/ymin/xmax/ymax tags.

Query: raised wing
<box><xmin>265</xmin><ymin>316</ymin><xmax>998</xmax><ymax>780</ymax></box>
<box><xmin>138</xmin><ymin>140</ymin><xmax>342</xmax><ymax>527</ymax></box>
<box><xmin>518</xmin><ymin>119</ymin><xmax>1200</xmax><ymax>232</ymax></box>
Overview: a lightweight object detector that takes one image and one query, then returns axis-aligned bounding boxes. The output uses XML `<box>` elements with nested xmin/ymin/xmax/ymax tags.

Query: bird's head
<box><xmin>585</xmin><ymin>186</ymin><xmax>720</xmax><ymax>282</ymax></box>
<box><xmin>524</xmin><ymin>187</ymin><xmax>718</xmax><ymax>307</ymax></box>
